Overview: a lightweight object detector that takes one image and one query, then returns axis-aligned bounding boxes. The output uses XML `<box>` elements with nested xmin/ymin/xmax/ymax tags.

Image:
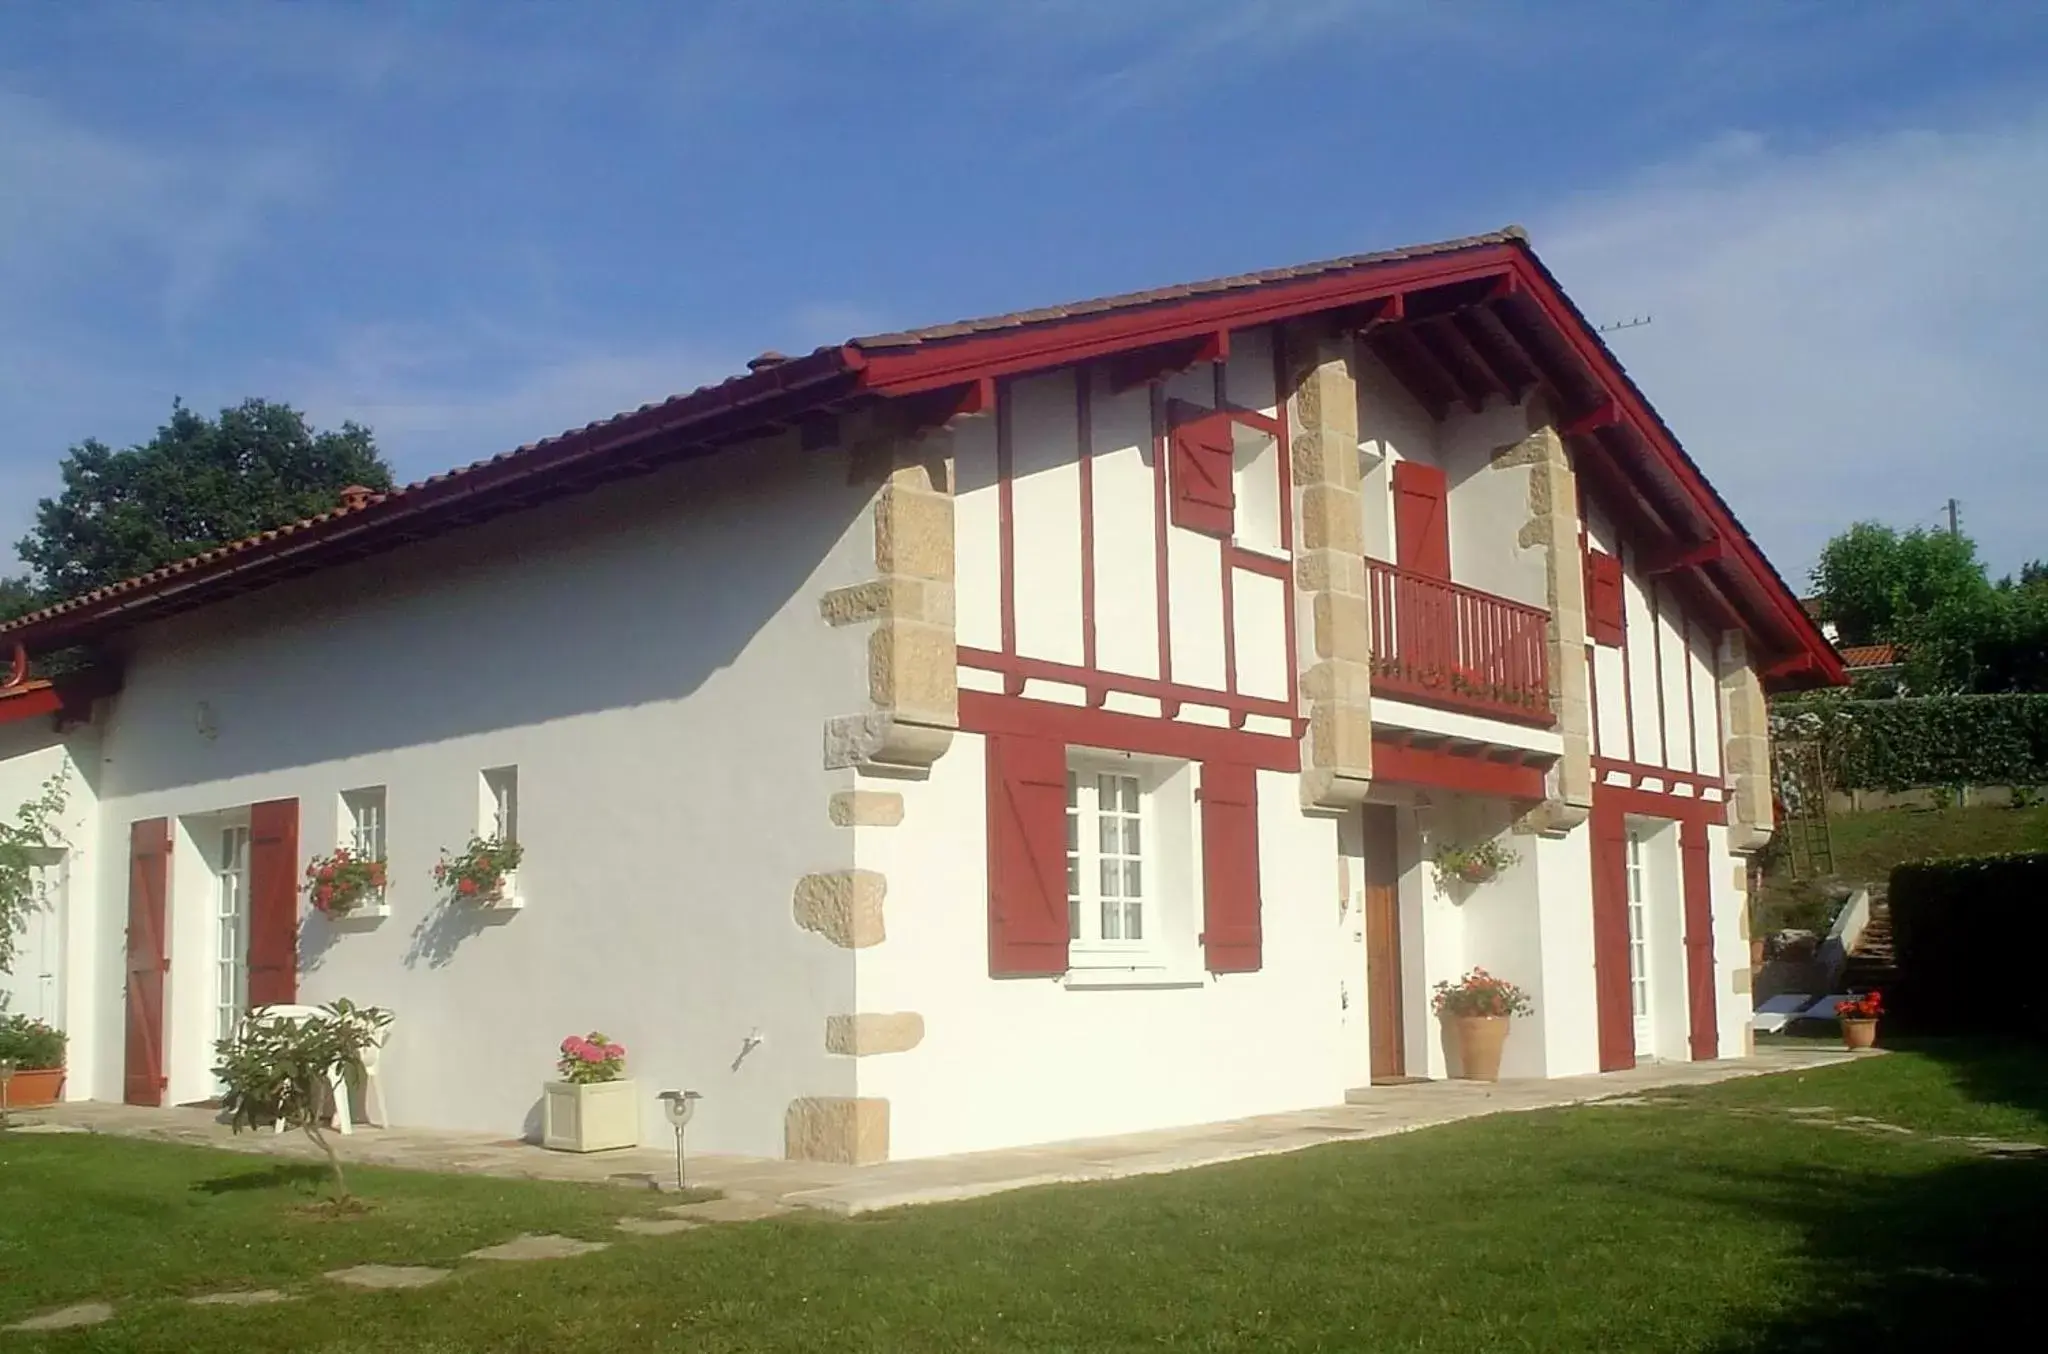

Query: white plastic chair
<box><xmin>248</xmin><ymin>1004</ymin><xmax>389</xmax><ymax>1135</ymax></box>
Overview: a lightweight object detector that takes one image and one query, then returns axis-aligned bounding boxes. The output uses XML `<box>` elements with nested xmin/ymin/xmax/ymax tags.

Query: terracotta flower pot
<box><xmin>1450</xmin><ymin>1015</ymin><xmax>1511</xmax><ymax>1082</ymax></box>
<box><xmin>1457</xmin><ymin>862</ymin><xmax>1497</xmax><ymax>885</ymax></box>
<box><xmin>3</xmin><ymin>1066</ymin><xmax>65</xmax><ymax>1109</ymax></box>
<box><xmin>1841</xmin><ymin>1018</ymin><xmax>1878</xmax><ymax>1050</ymax></box>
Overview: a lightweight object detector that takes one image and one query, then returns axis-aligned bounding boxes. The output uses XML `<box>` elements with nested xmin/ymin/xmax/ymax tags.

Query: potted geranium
<box><xmin>1835</xmin><ymin>990</ymin><xmax>1882</xmax><ymax>1050</ymax></box>
<box><xmin>303</xmin><ymin>846</ymin><xmax>388</xmax><ymax>917</ymax></box>
<box><xmin>1432</xmin><ymin>839</ymin><xmax>1520</xmax><ymax>888</ymax></box>
<box><xmin>0</xmin><ymin>1013</ymin><xmax>68</xmax><ymax>1110</ymax></box>
<box><xmin>1431</xmin><ymin>967</ymin><xmax>1533</xmax><ymax>1081</ymax></box>
<box><xmin>541</xmin><ymin>1032</ymin><xmax>638</xmax><ymax>1153</ymax></box>
<box><xmin>433</xmin><ymin>835</ymin><xmax>523</xmax><ymax>910</ymax></box>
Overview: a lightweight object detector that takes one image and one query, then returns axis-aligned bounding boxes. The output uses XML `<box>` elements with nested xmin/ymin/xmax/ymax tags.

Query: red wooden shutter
<box><xmin>986</xmin><ymin>734</ymin><xmax>1071</xmax><ymax>977</ymax></box>
<box><xmin>1589</xmin><ymin>802</ymin><xmax>1636</xmax><ymax>1072</ymax></box>
<box><xmin>1392</xmin><ymin>461</ymin><xmax>1450</xmax><ymax>579</ymax></box>
<box><xmin>1168</xmin><ymin>403</ymin><xmax>1235</xmax><ymax>537</ymax></box>
<box><xmin>124</xmin><ymin>818</ymin><xmax>171</xmax><ymax>1108</ymax></box>
<box><xmin>1680</xmin><ymin>820</ymin><xmax>1719</xmax><ymax>1061</ymax></box>
<box><xmin>247</xmin><ymin>798</ymin><xmax>300</xmax><ymax>1008</ymax></box>
<box><xmin>1585</xmin><ymin>549</ymin><xmax>1625</xmax><ymax>646</ymax></box>
<box><xmin>1201</xmin><ymin>762</ymin><xmax>1263</xmax><ymax>973</ymax></box>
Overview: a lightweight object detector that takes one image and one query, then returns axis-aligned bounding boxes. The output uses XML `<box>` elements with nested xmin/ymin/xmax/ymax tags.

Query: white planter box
<box><xmin>542</xmin><ymin>1078</ymin><xmax>639</xmax><ymax>1153</ymax></box>
<box><xmin>329</xmin><ymin>897</ymin><xmax>390</xmax><ymax>931</ymax></box>
<box><xmin>480</xmin><ymin>870</ymin><xmax>523</xmax><ymax>912</ymax></box>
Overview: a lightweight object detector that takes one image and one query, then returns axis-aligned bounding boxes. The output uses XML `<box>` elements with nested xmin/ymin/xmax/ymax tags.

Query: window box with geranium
<box><xmin>1835</xmin><ymin>990</ymin><xmax>1881</xmax><ymax>1050</ymax></box>
<box><xmin>541</xmin><ymin>1033</ymin><xmax>638</xmax><ymax>1153</ymax></box>
<box><xmin>304</xmin><ymin>846</ymin><xmax>388</xmax><ymax>922</ymax></box>
<box><xmin>1431</xmin><ymin>967</ymin><xmax>1533</xmax><ymax>1082</ymax></box>
<box><xmin>433</xmin><ymin>835</ymin><xmax>523</xmax><ymax>911</ymax></box>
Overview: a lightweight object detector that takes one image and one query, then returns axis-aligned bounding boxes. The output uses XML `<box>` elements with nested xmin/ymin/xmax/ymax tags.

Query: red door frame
<box><xmin>124</xmin><ymin>818</ymin><xmax>171</xmax><ymax>1107</ymax></box>
<box><xmin>1588</xmin><ymin>799</ymin><xmax>1635</xmax><ymax>1072</ymax></box>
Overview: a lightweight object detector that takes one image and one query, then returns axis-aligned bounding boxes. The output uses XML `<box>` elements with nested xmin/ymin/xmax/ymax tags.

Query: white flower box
<box><xmin>480</xmin><ymin>870</ymin><xmax>523</xmax><ymax>912</ymax></box>
<box><xmin>328</xmin><ymin>897</ymin><xmax>390</xmax><ymax>931</ymax></box>
<box><xmin>541</xmin><ymin>1078</ymin><xmax>640</xmax><ymax>1153</ymax></box>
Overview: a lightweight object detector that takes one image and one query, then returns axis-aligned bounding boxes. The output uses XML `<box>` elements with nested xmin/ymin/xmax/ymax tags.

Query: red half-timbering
<box><xmin>124</xmin><ymin>818</ymin><xmax>171</xmax><ymax>1107</ymax></box>
<box><xmin>247</xmin><ymin>799</ymin><xmax>300</xmax><ymax>1008</ymax></box>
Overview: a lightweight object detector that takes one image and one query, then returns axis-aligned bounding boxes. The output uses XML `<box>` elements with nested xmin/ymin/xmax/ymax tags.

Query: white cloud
<box><xmin>1533</xmin><ymin>105</ymin><xmax>2048</xmax><ymax>583</ymax></box>
<box><xmin>273</xmin><ymin>323</ymin><xmax>735</xmax><ymax>487</ymax></box>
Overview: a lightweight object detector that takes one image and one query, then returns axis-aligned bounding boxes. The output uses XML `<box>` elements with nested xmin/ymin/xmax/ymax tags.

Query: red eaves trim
<box><xmin>2</xmin><ymin>348</ymin><xmax>864</xmax><ymax>654</ymax></box>
<box><xmin>0</xmin><ymin>667</ymin><xmax>121</xmax><ymax>728</ymax></box>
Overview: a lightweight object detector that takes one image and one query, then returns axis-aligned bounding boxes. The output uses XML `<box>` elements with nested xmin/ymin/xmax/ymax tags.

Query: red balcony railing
<box><xmin>1364</xmin><ymin>561</ymin><xmax>1554</xmax><ymax>726</ymax></box>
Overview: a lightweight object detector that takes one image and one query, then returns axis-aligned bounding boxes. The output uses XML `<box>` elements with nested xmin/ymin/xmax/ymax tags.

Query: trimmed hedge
<box><xmin>1772</xmin><ymin>694</ymin><xmax>2048</xmax><ymax>792</ymax></box>
<box><xmin>1888</xmin><ymin>851</ymin><xmax>2048</xmax><ymax>1037</ymax></box>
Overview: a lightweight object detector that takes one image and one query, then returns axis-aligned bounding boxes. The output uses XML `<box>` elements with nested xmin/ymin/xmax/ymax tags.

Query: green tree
<box><xmin>0</xmin><ymin>576</ymin><xmax>35</xmax><ymax>623</ymax></box>
<box><xmin>15</xmin><ymin>399</ymin><xmax>393</xmax><ymax>604</ymax></box>
<box><xmin>1809</xmin><ymin>522</ymin><xmax>1991</xmax><ymax>647</ymax></box>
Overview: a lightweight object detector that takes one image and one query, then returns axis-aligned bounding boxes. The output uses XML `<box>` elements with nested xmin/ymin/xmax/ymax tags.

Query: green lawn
<box><xmin>3</xmin><ymin>1042</ymin><xmax>2044</xmax><ymax>1352</ymax></box>
<box><xmin>1757</xmin><ymin>802</ymin><xmax>2048</xmax><ymax>932</ymax></box>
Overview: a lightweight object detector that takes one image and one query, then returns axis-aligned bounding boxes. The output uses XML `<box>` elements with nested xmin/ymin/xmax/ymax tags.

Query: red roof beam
<box><xmin>1363</xmin><ymin>327</ymin><xmax>1456</xmax><ymax>422</ymax></box>
<box><xmin>855</xmin><ymin>249</ymin><xmax>1523</xmax><ymax>396</ymax></box>
<box><xmin>1407</xmin><ymin>321</ymin><xmax>1499</xmax><ymax>412</ymax></box>
<box><xmin>1643</xmin><ymin>536</ymin><xmax>1732</xmax><ymax>576</ymax></box>
<box><xmin>1106</xmin><ymin>330</ymin><xmax>1230</xmax><ymax>394</ymax></box>
<box><xmin>1449</xmin><ymin>310</ymin><xmax>1540</xmax><ymax>402</ymax></box>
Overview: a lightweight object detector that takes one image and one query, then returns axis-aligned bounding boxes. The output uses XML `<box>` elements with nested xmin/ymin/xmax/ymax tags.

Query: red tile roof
<box><xmin>1838</xmin><ymin>643</ymin><xmax>1900</xmax><ymax>669</ymax></box>
<box><xmin>0</xmin><ymin>225</ymin><xmax>1845</xmax><ymax>691</ymax></box>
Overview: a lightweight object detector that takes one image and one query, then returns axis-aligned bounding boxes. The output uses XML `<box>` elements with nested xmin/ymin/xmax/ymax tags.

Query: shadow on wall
<box><xmin>401</xmin><ymin>898</ymin><xmax>501</xmax><ymax>970</ymax></box>
<box><xmin>99</xmin><ymin>441</ymin><xmax>869</xmax><ymax>796</ymax></box>
<box><xmin>1697</xmin><ymin>1152</ymin><xmax>2046</xmax><ymax>1352</ymax></box>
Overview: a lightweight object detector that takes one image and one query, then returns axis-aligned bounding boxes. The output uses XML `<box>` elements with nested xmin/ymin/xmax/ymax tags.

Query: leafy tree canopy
<box><xmin>1810</xmin><ymin>521</ymin><xmax>1991</xmax><ymax>647</ymax></box>
<box><xmin>14</xmin><ymin>399</ymin><xmax>394</xmax><ymax>606</ymax></box>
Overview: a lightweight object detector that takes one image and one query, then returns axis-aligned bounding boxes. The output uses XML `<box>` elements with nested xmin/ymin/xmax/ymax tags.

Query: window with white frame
<box><xmin>482</xmin><ymin>766</ymin><xmax>519</xmax><ymax>843</ymax></box>
<box><xmin>1063</xmin><ymin>752</ymin><xmax>1213</xmax><ymax>976</ymax></box>
<box><xmin>342</xmin><ymin>786</ymin><xmax>386</xmax><ymax>862</ymax></box>
<box><xmin>1625</xmin><ymin>829</ymin><xmax>1650</xmax><ymax>1024</ymax></box>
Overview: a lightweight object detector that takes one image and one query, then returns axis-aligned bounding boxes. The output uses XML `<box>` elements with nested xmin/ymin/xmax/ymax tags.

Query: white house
<box><xmin>0</xmin><ymin>227</ymin><xmax>1845</xmax><ymax>1164</ymax></box>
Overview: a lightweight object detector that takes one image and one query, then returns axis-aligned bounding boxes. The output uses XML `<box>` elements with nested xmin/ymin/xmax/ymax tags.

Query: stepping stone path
<box><xmin>190</xmin><ymin>1290</ymin><xmax>292</xmax><ymax>1306</ymax></box>
<box><xmin>662</xmin><ymin>1196</ymin><xmax>792</xmax><ymax>1224</ymax></box>
<box><xmin>325</xmin><ymin>1264</ymin><xmax>452</xmax><ymax>1290</ymax></box>
<box><xmin>616</xmin><ymin>1216</ymin><xmax>702</xmax><ymax>1237</ymax></box>
<box><xmin>466</xmin><ymin>1233</ymin><xmax>611</xmax><ymax>1262</ymax></box>
<box><xmin>5</xmin><ymin>1301</ymin><xmax>114</xmax><ymax>1331</ymax></box>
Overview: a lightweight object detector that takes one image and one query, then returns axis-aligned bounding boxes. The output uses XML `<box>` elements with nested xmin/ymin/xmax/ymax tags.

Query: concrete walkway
<box><xmin>18</xmin><ymin>1044</ymin><xmax>1866</xmax><ymax>1214</ymax></box>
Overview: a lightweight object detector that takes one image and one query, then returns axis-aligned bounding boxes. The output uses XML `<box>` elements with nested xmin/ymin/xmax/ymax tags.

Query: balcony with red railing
<box><xmin>1364</xmin><ymin>560</ymin><xmax>1554</xmax><ymax>727</ymax></box>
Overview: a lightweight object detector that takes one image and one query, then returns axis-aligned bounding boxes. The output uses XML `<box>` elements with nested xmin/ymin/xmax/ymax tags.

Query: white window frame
<box><xmin>214</xmin><ymin>821</ymin><xmax>252</xmax><ymax>1050</ymax></box>
<box><xmin>481</xmin><ymin>766</ymin><xmax>519</xmax><ymax>844</ymax></box>
<box><xmin>1059</xmin><ymin>752</ymin><xmax>1207</xmax><ymax>982</ymax></box>
<box><xmin>342</xmin><ymin>786</ymin><xmax>387</xmax><ymax>862</ymax></box>
<box><xmin>1625</xmin><ymin>827</ymin><xmax>1652</xmax><ymax>1052</ymax></box>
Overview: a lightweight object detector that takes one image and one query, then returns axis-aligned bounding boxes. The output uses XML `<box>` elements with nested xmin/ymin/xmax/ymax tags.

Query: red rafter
<box><xmin>1409</xmin><ymin>321</ymin><xmax>1496</xmax><ymax>411</ymax></box>
<box><xmin>1106</xmin><ymin>330</ymin><xmax>1230</xmax><ymax>393</ymax></box>
<box><xmin>1368</xmin><ymin>326</ymin><xmax>1460</xmax><ymax>419</ymax></box>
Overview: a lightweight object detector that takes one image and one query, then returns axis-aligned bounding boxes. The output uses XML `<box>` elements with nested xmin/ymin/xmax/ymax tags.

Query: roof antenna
<box><xmin>1594</xmin><ymin>315</ymin><xmax>1653</xmax><ymax>334</ymax></box>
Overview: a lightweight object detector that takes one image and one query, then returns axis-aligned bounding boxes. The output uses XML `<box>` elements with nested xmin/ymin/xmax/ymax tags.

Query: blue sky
<box><xmin>4</xmin><ymin>1</ymin><xmax>2045</xmax><ymax>585</ymax></box>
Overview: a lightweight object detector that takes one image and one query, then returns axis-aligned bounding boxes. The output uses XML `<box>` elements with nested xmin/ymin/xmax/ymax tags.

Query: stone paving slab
<box><xmin>189</xmin><ymin>1289</ymin><xmax>293</xmax><ymax>1306</ymax></box>
<box><xmin>5</xmin><ymin>1301</ymin><xmax>114</xmax><ymax>1331</ymax></box>
<box><xmin>465</xmin><ymin>1233</ymin><xmax>610</xmax><ymax>1261</ymax></box>
<box><xmin>325</xmin><ymin>1264</ymin><xmax>451</xmax><ymax>1290</ymax></box>
<box><xmin>28</xmin><ymin>1045</ymin><xmax>1870</xmax><ymax>1217</ymax></box>
<box><xmin>616</xmin><ymin>1216</ymin><xmax>702</xmax><ymax>1236</ymax></box>
<box><xmin>661</xmin><ymin>1196</ymin><xmax>794</xmax><ymax>1224</ymax></box>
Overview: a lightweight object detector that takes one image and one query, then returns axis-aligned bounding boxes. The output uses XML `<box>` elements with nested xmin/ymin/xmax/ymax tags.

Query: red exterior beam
<box><xmin>855</xmin><ymin>250</ymin><xmax>1523</xmax><ymax>396</ymax></box>
<box><xmin>1369</xmin><ymin>733</ymin><xmax>1548</xmax><ymax>800</ymax></box>
<box><xmin>959</xmin><ymin>690</ymin><xmax>1300</xmax><ymax>772</ymax></box>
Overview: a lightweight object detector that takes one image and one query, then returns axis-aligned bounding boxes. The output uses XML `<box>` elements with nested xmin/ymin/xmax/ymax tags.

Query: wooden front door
<box><xmin>1361</xmin><ymin>805</ymin><xmax>1406</xmax><ymax>1082</ymax></box>
<box><xmin>124</xmin><ymin>818</ymin><xmax>171</xmax><ymax>1107</ymax></box>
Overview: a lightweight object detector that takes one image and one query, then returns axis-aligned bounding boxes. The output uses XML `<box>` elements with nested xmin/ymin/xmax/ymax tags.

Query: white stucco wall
<box><xmin>0</xmin><ymin>724</ymin><xmax>102</xmax><ymax>1093</ymax></box>
<box><xmin>856</xmin><ymin>734</ymin><xmax>1346</xmax><ymax>1159</ymax></box>
<box><xmin>60</xmin><ymin>440</ymin><xmax>874</xmax><ymax>1154</ymax></box>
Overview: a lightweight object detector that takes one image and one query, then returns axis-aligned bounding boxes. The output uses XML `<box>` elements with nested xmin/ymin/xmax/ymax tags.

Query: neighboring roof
<box><xmin>1838</xmin><ymin>643</ymin><xmax>1900</xmax><ymax>670</ymax></box>
<box><xmin>0</xmin><ymin>226</ymin><xmax>1846</xmax><ymax>691</ymax></box>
